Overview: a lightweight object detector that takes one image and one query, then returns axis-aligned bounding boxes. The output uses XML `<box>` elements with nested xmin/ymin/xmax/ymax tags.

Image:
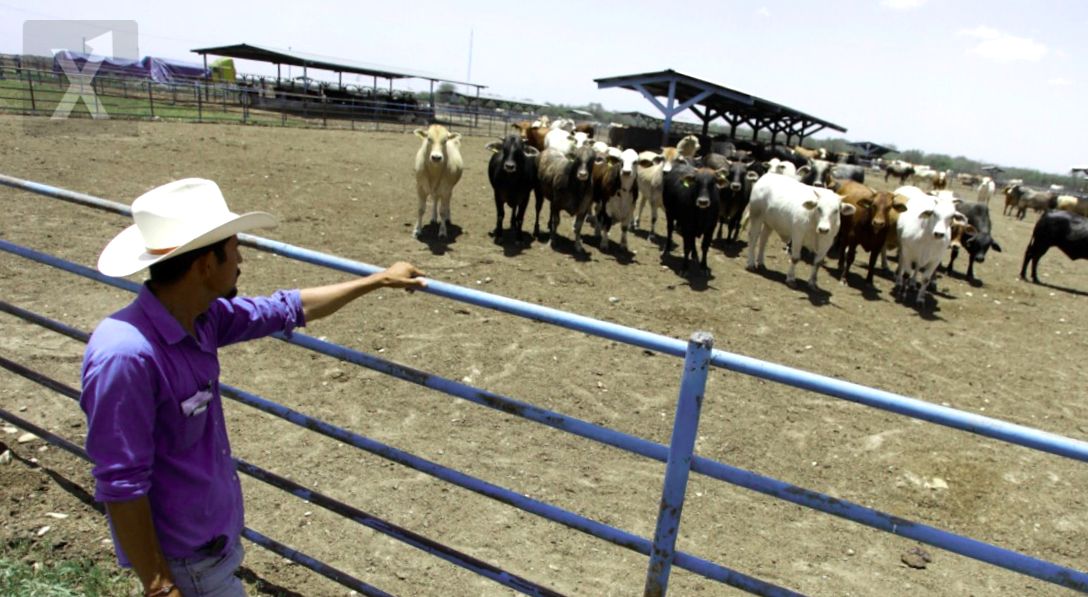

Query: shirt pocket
<box><xmin>168</xmin><ymin>390</ymin><xmax>213</xmax><ymax>452</ymax></box>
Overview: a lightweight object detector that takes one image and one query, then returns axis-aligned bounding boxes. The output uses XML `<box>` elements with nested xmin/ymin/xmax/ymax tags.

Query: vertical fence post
<box><xmin>147</xmin><ymin>80</ymin><xmax>154</xmax><ymax>119</ymax></box>
<box><xmin>196</xmin><ymin>82</ymin><xmax>203</xmax><ymax>122</ymax></box>
<box><xmin>644</xmin><ymin>331</ymin><xmax>713</xmax><ymax>597</ymax></box>
<box><xmin>27</xmin><ymin>76</ymin><xmax>36</xmax><ymax>112</ymax></box>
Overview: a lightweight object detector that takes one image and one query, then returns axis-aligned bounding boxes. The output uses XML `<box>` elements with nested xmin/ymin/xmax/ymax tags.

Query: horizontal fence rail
<box><xmin>3</xmin><ymin>173</ymin><xmax>1086</xmax><ymax>464</ymax></box>
<box><xmin>0</xmin><ymin>68</ymin><xmax>526</xmax><ymax>137</ymax></box>
<box><xmin>2</xmin><ymin>175</ymin><xmax>1087</xmax><ymax>594</ymax></box>
<box><xmin>0</xmin><ymin>352</ymin><xmax>562</xmax><ymax>597</ymax></box>
<box><xmin>0</xmin><ymin>403</ymin><xmax>397</xmax><ymax>597</ymax></box>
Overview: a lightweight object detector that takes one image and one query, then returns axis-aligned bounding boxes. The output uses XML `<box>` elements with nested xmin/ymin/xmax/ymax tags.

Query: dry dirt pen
<box><xmin>1</xmin><ymin>115</ymin><xmax>1087</xmax><ymax>596</ymax></box>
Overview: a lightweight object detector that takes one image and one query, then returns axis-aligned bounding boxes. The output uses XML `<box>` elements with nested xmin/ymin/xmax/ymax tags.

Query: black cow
<box><xmin>946</xmin><ymin>202</ymin><xmax>1001</xmax><ymax>282</ymax></box>
<box><xmin>486</xmin><ymin>135</ymin><xmax>540</xmax><ymax>243</ymax></box>
<box><xmin>799</xmin><ymin>159</ymin><xmax>835</xmax><ymax>188</ymax></box>
<box><xmin>716</xmin><ymin>159</ymin><xmax>763</xmax><ymax>243</ymax></box>
<box><xmin>883</xmin><ymin>161</ymin><xmax>915</xmax><ymax>184</ymax></box>
<box><xmin>662</xmin><ymin>165</ymin><xmax>727</xmax><ymax>276</ymax></box>
<box><xmin>1020</xmin><ymin>210</ymin><xmax>1088</xmax><ymax>283</ymax></box>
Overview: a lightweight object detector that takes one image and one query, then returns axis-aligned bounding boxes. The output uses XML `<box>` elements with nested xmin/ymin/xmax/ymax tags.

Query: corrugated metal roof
<box><xmin>191</xmin><ymin>43</ymin><xmax>485</xmax><ymax>88</ymax></box>
<box><xmin>595</xmin><ymin>69</ymin><xmax>846</xmax><ymax>136</ymax></box>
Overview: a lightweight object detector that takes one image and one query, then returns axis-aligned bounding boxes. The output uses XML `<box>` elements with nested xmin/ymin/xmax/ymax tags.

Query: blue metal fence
<box><xmin>1</xmin><ymin>174</ymin><xmax>1087</xmax><ymax>595</ymax></box>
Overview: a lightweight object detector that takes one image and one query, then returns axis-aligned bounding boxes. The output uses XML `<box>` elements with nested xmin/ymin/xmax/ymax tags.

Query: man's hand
<box><xmin>379</xmin><ymin>262</ymin><xmax>427</xmax><ymax>290</ymax></box>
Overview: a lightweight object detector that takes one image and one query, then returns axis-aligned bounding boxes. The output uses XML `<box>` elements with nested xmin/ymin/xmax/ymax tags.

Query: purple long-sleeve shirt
<box><xmin>80</xmin><ymin>284</ymin><xmax>305</xmax><ymax>566</ymax></box>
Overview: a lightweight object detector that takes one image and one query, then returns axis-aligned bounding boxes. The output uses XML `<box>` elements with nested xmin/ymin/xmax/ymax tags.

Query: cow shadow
<box><xmin>659</xmin><ymin>252</ymin><xmax>715</xmax><ymax>291</ymax></box>
<box><xmin>891</xmin><ymin>288</ymin><xmax>947</xmax><ymax>321</ymax></box>
<box><xmin>711</xmin><ymin>237</ymin><xmax>747</xmax><ymax>258</ymax></box>
<box><xmin>582</xmin><ymin>235</ymin><xmax>638</xmax><ymax>265</ymax></box>
<box><xmin>416</xmin><ymin>223</ymin><xmax>464</xmax><ymax>255</ymax></box>
<box><xmin>544</xmin><ymin>234</ymin><xmax>593</xmax><ymax>262</ymax></box>
<box><xmin>835</xmin><ymin>270</ymin><xmax>885</xmax><ymax>302</ymax></box>
<box><xmin>746</xmin><ymin>265</ymin><xmax>836</xmax><ymax>306</ymax></box>
<box><xmin>1024</xmin><ymin>278</ymin><xmax>1088</xmax><ymax>297</ymax></box>
<box><xmin>939</xmin><ymin>267</ymin><xmax>987</xmax><ymax>288</ymax></box>
<box><xmin>491</xmin><ymin>230</ymin><xmax>532</xmax><ymax>258</ymax></box>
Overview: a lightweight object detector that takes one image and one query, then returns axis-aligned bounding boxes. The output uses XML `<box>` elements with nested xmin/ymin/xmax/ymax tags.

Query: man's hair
<box><xmin>148</xmin><ymin>237</ymin><xmax>230</xmax><ymax>285</ymax></box>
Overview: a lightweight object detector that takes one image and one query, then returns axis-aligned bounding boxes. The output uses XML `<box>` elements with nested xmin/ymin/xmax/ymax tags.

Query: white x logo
<box><xmin>52</xmin><ymin>54</ymin><xmax>109</xmax><ymax>120</ymax></box>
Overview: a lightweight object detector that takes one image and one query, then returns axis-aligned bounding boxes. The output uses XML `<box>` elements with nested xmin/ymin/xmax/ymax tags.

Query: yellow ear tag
<box><xmin>682</xmin><ymin>179</ymin><xmax>692</xmax><ymax>188</ymax></box>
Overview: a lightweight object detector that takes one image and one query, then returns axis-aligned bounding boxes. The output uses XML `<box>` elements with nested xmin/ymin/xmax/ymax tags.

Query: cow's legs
<box><xmin>492</xmin><ymin>193</ymin><xmax>505</xmax><ymax>242</ymax></box>
<box><xmin>746</xmin><ymin>217</ymin><xmax>764</xmax><ymax>270</ymax></box>
<box><xmin>414</xmin><ymin>189</ymin><xmax>429</xmax><ymax>238</ymax></box>
<box><xmin>786</xmin><ymin>240</ymin><xmax>803</xmax><ymax>286</ymax></box>
<box><xmin>437</xmin><ymin>193</ymin><xmax>451</xmax><ymax>239</ymax></box>
<box><xmin>573</xmin><ymin>212</ymin><xmax>587</xmax><ymax>253</ymax></box>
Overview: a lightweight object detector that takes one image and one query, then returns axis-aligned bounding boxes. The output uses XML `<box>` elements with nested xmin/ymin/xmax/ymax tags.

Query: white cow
<box><xmin>976</xmin><ymin>176</ymin><xmax>995</xmax><ymax>205</ymax></box>
<box><xmin>413</xmin><ymin>125</ymin><xmax>463</xmax><ymax>239</ymax></box>
<box><xmin>746</xmin><ymin>173</ymin><xmax>856</xmax><ymax>288</ymax></box>
<box><xmin>892</xmin><ymin>185</ymin><xmax>967</xmax><ymax>306</ymax></box>
<box><xmin>634</xmin><ymin>147</ymin><xmax>686</xmax><ymax>239</ymax></box>
<box><xmin>544</xmin><ymin>128</ymin><xmax>590</xmax><ymax>154</ymax></box>
<box><xmin>764</xmin><ymin>158</ymin><xmax>798</xmax><ymax>178</ymax></box>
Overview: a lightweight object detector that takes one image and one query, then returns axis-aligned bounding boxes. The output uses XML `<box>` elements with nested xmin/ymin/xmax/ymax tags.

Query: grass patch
<box><xmin>0</xmin><ymin>538</ymin><xmax>136</xmax><ymax>597</ymax></box>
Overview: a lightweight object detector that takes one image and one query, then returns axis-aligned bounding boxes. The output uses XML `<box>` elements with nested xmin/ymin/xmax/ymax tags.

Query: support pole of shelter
<box><xmin>203</xmin><ymin>54</ymin><xmax>209</xmax><ymax>100</ymax></box>
<box><xmin>661</xmin><ymin>79</ymin><xmax>677</xmax><ymax>147</ymax></box>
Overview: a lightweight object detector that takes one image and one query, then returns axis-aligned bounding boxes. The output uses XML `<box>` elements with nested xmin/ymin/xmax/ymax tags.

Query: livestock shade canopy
<box><xmin>595</xmin><ymin>69</ymin><xmax>846</xmax><ymax>144</ymax></box>
<box><xmin>191</xmin><ymin>43</ymin><xmax>484</xmax><ymax>88</ymax></box>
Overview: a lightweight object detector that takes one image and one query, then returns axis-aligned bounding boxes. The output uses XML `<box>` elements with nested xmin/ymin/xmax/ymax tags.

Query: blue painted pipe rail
<box><xmin>1</xmin><ymin>179</ymin><xmax>1085</xmax><ymax>465</ymax></box>
<box><xmin>3</xmin><ymin>176</ymin><xmax>1088</xmax><ymax>593</ymax></box>
<box><xmin>3</xmin><ymin>236</ymin><xmax>1087</xmax><ymax>468</ymax></box>
<box><xmin>0</xmin><ymin>406</ymin><xmax>394</xmax><ymax>597</ymax></box>
<box><xmin>645</xmin><ymin>332</ymin><xmax>714</xmax><ymax>596</ymax></box>
<box><xmin>3</xmin><ymin>302</ymin><xmax>1087</xmax><ymax>592</ymax></box>
<box><xmin>0</xmin><ymin>332</ymin><xmax>792</xmax><ymax>595</ymax></box>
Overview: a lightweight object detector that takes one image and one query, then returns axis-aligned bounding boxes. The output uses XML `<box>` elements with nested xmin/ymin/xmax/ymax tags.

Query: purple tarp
<box><xmin>52</xmin><ymin>51</ymin><xmax>209</xmax><ymax>83</ymax></box>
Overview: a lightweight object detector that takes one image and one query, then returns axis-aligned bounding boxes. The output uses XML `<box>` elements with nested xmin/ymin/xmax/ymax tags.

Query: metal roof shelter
<box><xmin>850</xmin><ymin>141</ymin><xmax>895</xmax><ymax>160</ymax></box>
<box><xmin>191</xmin><ymin>43</ymin><xmax>486</xmax><ymax>101</ymax></box>
<box><xmin>595</xmin><ymin>69</ymin><xmax>846</xmax><ymax>146</ymax></box>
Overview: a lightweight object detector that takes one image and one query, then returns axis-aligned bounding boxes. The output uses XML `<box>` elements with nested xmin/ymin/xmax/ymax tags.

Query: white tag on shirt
<box><xmin>180</xmin><ymin>389</ymin><xmax>213</xmax><ymax>417</ymax></box>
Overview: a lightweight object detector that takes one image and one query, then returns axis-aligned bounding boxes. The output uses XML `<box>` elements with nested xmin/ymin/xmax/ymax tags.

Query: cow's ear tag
<box><xmin>682</xmin><ymin>178</ymin><xmax>692</xmax><ymax>188</ymax></box>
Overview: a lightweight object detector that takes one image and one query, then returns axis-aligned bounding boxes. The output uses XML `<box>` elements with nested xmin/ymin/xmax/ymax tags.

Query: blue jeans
<box><xmin>166</xmin><ymin>542</ymin><xmax>246</xmax><ymax>597</ymax></box>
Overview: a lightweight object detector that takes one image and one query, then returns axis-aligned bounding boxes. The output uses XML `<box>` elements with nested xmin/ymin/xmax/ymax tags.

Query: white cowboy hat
<box><xmin>97</xmin><ymin>178</ymin><xmax>277</xmax><ymax>277</ymax></box>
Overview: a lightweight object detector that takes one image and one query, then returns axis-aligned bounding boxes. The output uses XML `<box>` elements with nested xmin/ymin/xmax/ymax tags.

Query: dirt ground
<box><xmin>1</xmin><ymin>115</ymin><xmax>1086</xmax><ymax>597</ymax></box>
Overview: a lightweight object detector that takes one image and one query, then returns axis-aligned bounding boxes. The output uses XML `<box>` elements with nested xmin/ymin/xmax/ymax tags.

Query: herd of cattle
<box><xmin>411</xmin><ymin>120</ymin><xmax>1087</xmax><ymax>305</ymax></box>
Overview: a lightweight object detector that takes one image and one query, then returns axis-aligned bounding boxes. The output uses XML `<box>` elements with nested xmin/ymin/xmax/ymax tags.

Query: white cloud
<box><xmin>1048</xmin><ymin>77</ymin><xmax>1072</xmax><ymax>87</ymax></box>
<box><xmin>756</xmin><ymin>7</ymin><xmax>771</xmax><ymax>17</ymax></box>
<box><xmin>881</xmin><ymin>0</ymin><xmax>927</xmax><ymax>9</ymax></box>
<box><xmin>959</xmin><ymin>26</ymin><xmax>1048</xmax><ymax>62</ymax></box>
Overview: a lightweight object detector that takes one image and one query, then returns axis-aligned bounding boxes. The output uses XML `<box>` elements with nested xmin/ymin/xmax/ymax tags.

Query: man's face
<box><xmin>210</xmin><ymin>236</ymin><xmax>242</xmax><ymax>299</ymax></box>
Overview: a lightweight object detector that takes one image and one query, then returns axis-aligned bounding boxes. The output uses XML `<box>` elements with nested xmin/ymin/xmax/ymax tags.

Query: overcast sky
<box><xmin>2</xmin><ymin>0</ymin><xmax>1084</xmax><ymax>174</ymax></box>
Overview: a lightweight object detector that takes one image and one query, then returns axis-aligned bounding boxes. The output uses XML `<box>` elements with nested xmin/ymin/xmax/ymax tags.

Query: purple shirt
<box><xmin>80</xmin><ymin>284</ymin><xmax>305</xmax><ymax>565</ymax></box>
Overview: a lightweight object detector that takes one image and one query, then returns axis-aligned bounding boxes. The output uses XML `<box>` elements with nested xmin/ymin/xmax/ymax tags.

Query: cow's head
<box><xmin>488</xmin><ymin>135</ymin><xmax>538</xmax><ymax>173</ymax></box>
<box><xmin>416</xmin><ymin>125</ymin><xmax>460</xmax><ymax>163</ymax></box>
<box><xmin>620</xmin><ymin>149</ymin><xmax>638</xmax><ymax>178</ymax></box>
<box><xmin>661</xmin><ymin>147</ymin><xmax>681</xmax><ymax>173</ymax></box>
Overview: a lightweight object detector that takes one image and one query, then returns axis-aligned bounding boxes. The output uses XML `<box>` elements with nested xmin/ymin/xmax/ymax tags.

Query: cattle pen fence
<box><xmin>0</xmin><ymin>66</ymin><xmax>531</xmax><ymax>139</ymax></box>
<box><xmin>1</xmin><ymin>174</ymin><xmax>1087</xmax><ymax>596</ymax></box>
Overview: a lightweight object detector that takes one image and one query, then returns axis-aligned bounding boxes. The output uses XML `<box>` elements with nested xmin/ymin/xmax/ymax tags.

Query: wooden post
<box><xmin>148</xmin><ymin>80</ymin><xmax>154</xmax><ymax>118</ymax></box>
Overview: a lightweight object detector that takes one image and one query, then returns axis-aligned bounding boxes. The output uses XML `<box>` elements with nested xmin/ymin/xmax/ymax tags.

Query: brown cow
<box><xmin>836</xmin><ymin>181</ymin><xmax>908</xmax><ymax>285</ymax></box>
<box><xmin>510</xmin><ymin>122</ymin><xmax>549</xmax><ymax>152</ymax></box>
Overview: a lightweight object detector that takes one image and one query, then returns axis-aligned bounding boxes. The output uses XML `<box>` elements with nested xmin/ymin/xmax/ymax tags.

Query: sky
<box><xmin>2</xmin><ymin>0</ymin><xmax>1085</xmax><ymax>174</ymax></box>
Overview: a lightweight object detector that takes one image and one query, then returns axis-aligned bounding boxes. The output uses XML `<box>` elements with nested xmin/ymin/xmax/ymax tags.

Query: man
<box><xmin>80</xmin><ymin>178</ymin><xmax>425</xmax><ymax>597</ymax></box>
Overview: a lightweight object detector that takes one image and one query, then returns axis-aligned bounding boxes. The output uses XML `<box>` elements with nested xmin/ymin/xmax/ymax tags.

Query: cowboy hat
<box><xmin>97</xmin><ymin>178</ymin><xmax>276</xmax><ymax>277</ymax></box>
